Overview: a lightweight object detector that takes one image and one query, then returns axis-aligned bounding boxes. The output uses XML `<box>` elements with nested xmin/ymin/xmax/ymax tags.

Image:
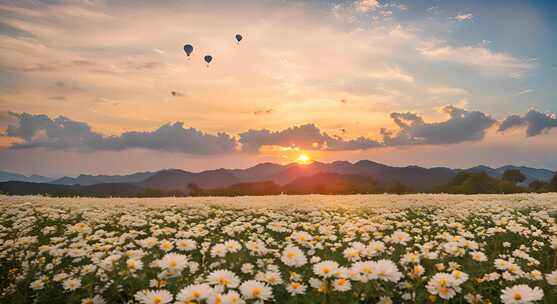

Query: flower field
<box><xmin>1</xmin><ymin>194</ymin><xmax>557</xmax><ymax>304</ymax></box>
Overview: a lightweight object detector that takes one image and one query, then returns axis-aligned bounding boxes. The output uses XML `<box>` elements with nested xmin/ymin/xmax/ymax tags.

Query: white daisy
<box><xmin>239</xmin><ymin>280</ymin><xmax>273</xmax><ymax>301</ymax></box>
<box><xmin>500</xmin><ymin>284</ymin><xmax>543</xmax><ymax>304</ymax></box>
<box><xmin>134</xmin><ymin>289</ymin><xmax>173</xmax><ymax>304</ymax></box>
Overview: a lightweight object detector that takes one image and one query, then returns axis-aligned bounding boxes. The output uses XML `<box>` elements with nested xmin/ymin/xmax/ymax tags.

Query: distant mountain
<box><xmin>0</xmin><ymin>181</ymin><xmax>159</xmax><ymax>197</ymax></box>
<box><xmin>0</xmin><ymin>170</ymin><xmax>52</xmax><ymax>183</ymax></box>
<box><xmin>465</xmin><ymin>165</ymin><xmax>554</xmax><ymax>185</ymax></box>
<box><xmin>139</xmin><ymin>169</ymin><xmax>242</xmax><ymax>192</ymax></box>
<box><xmin>258</xmin><ymin>160</ymin><xmax>455</xmax><ymax>191</ymax></box>
<box><xmin>51</xmin><ymin>171</ymin><xmax>156</xmax><ymax>186</ymax></box>
<box><xmin>2</xmin><ymin>161</ymin><xmax>554</xmax><ymax>197</ymax></box>
<box><xmin>229</xmin><ymin>162</ymin><xmax>289</xmax><ymax>182</ymax></box>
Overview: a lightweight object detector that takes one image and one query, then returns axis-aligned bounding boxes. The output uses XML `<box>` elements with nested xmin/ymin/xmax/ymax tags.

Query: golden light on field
<box><xmin>295</xmin><ymin>153</ymin><xmax>312</xmax><ymax>164</ymax></box>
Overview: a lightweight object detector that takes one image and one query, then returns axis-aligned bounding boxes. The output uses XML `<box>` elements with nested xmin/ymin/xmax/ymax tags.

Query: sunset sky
<box><xmin>1</xmin><ymin>0</ymin><xmax>556</xmax><ymax>176</ymax></box>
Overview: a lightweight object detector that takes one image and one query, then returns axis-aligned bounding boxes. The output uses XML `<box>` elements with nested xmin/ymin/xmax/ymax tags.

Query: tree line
<box><xmin>433</xmin><ymin>169</ymin><xmax>557</xmax><ymax>194</ymax></box>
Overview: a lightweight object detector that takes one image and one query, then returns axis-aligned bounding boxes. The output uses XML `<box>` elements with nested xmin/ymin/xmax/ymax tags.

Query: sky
<box><xmin>0</xmin><ymin>0</ymin><xmax>556</xmax><ymax>177</ymax></box>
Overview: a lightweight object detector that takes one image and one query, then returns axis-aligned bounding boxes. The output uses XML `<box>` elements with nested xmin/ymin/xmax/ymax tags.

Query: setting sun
<box><xmin>295</xmin><ymin>153</ymin><xmax>312</xmax><ymax>164</ymax></box>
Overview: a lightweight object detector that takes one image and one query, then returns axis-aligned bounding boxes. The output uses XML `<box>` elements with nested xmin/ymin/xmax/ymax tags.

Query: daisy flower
<box><xmin>207</xmin><ymin>270</ymin><xmax>241</xmax><ymax>289</ymax></box>
<box><xmin>332</xmin><ymin>278</ymin><xmax>351</xmax><ymax>292</ymax></box>
<box><xmin>134</xmin><ymin>289</ymin><xmax>173</xmax><ymax>304</ymax></box>
<box><xmin>374</xmin><ymin>259</ymin><xmax>403</xmax><ymax>282</ymax></box>
<box><xmin>546</xmin><ymin>270</ymin><xmax>557</xmax><ymax>285</ymax></box>
<box><xmin>313</xmin><ymin>261</ymin><xmax>339</xmax><ymax>278</ymax></box>
<box><xmin>176</xmin><ymin>284</ymin><xmax>213</xmax><ymax>303</ymax></box>
<box><xmin>239</xmin><ymin>280</ymin><xmax>272</xmax><ymax>301</ymax></box>
<box><xmin>426</xmin><ymin>273</ymin><xmax>457</xmax><ymax>300</ymax></box>
<box><xmin>221</xmin><ymin>290</ymin><xmax>244</xmax><ymax>304</ymax></box>
<box><xmin>159</xmin><ymin>253</ymin><xmax>188</xmax><ymax>272</ymax></box>
<box><xmin>81</xmin><ymin>295</ymin><xmax>106</xmax><ymax>304</ymax></box>
<box><xmin>176</xmin><ymin>239</ymin><xmax>197</xmax><ymax>251</ymax></box>
<box><xmin>159</xmin><ymin>240</ymin><xmax>174</xmax><ymax>252</ymax></box>
<box><xmin>286</xmin><ymin>282</ymin><xmax>307</xmax><ymax>295</ymax></box>
<box><xmin>500</xmin><ymin>284</ymin><xmax>543</xmax><ymax>304</ymax></box>
<box><xmin>211</xmin><ymin>244</ymin><xmax>228</xmax><ymax>257</ymax></box>
<box><xmin>281</xmin><ymin>245</ymin><xmax>307</xmax><ymax>267</ymax></box>
<box><xmin>127</xmin><ymin>258</ymin><xmax>144</xmax><ymax>272</ymax></box>
<box><xmin>62</xmin><ymin>278</ymin><xmax>81</xmax><ymax>291</ymax></box>
<box><xmin>30</xmin><ymin>279</ymin><xmax>45</xmax><ymax>290</ymax></box>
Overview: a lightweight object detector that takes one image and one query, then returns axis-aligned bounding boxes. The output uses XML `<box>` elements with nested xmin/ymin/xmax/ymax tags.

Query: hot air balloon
<box><xmin>183</xmin><ymin>44</ymin><xmax>193</xmax><ymax>59</ymax></box>
<box><xmin>235</xmin><ymin>34</ymin><xmax>243</xmax><ymax>43</ymax></box>
<box><xmin>204</xmin><ymin>55</ymin><xmax>213</xmax><ymax>67</ymax></box>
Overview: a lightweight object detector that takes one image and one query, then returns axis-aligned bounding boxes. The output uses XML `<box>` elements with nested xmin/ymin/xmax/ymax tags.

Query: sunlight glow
<box><xmin>295</xmin><ymin>153</ymin><xmax>312</xmax><ymax>164</ymax></box>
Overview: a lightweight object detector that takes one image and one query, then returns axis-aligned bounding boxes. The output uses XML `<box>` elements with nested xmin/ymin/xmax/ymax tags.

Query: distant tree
<box><xmin>551</xmin><ymin>172</ymin><xmax>557</xmax><ymax>191</ymax></box>
<box><xmin>385</xmin><ymin>181</ymin><xmax>413</xmax><ymax>194</ymax></box>
<box><xmin>528</xmin><ymin>180</ymin><xmax>549</xmax><ymax>193</ymax></box>
<box><xmin>435</xmin><ymin>171</ymin><xmax>524</xmax><ymax>194</ymax></box>
<box><xmin>452</xmin><ymin>172</ymin><xmax>472</xmax><ymax>185</ymax></box>
<box><xmin>187</xmin><ymin>183</ymin><xmax>204</xmax><ymax>196</ymax></box>
<box><xmin>502</xmin><ymin>169</ymin><xmax>526</xmax><ymax>184</ymax></box>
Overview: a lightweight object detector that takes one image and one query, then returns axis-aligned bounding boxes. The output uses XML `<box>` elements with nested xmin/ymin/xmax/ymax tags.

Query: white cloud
<box><xmin>366</xmin><ymin>67</ymin><xmax>415</xmax><ymax>83</ymax></box>
<box><xmin>454</xmin><ymin>13</ymin><xmax>473</xmax><ymax>21</ymax></box>
<box><xmin>426</xmin><ymin>86</ymin><xmax>468</xmax><ymax>96</ymax></box>
<box><xmin>355</xmin><ymin>0</ymin><xmax>381</xmax><ymax>13</ymax></box>
<box><xmin>518</xmin><ymin>89</ymin><xmax>533</xmax><ymax>95</ymax></box>
<box><xmin>418</xmin><ymin>45</ymin><xmax>537</xmax><ymax>72</ymax></box>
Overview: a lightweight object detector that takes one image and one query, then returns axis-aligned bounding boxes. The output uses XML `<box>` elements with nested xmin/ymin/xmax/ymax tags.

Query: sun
<box><xmin>295</xmin><ymin>153</ymin><xmax>312</xmax><ymax>164</ymax></box>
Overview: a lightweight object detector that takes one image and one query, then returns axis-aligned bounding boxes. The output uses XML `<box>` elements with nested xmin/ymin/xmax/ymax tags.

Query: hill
<box><xmin>139</xmin><ymin>169</ymin><xmax>243</xmax><ymax>192</ymax></box>
<box><xmin>51</xmin><ymin>171</ymin><xmax>156</xmax><ymax>185</ymax></box>
<box><xmin>0</xmin><ymin>170</ymin><xmax>53</xmax><ymax>183</ymax></box>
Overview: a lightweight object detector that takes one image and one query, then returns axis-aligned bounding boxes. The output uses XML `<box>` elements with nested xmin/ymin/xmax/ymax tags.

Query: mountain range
<box><xmin>0</xmin><ymin>161</ymin><xmax>554</xmax><ymax>197</ymax></box>
<box><xmin>0</xmin><ymin>171</ymin><xmax>52</xmax><ymax>183</ymax></box>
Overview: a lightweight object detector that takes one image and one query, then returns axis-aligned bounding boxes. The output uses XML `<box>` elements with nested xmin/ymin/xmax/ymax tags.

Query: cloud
<box><xmin>238</xmin><ymin>124</ymin><xmax>382</xmax><ymax>152</ymax></box>
<box><xmin>4</xmin><ymin>107</ymin><xmax>557</xmax><ymax>156</ymax></box>
<box><xmin>426</xmin><ymin>86</ymin><xmax>468</xmax><ymax>96</ymax></box>
<box><xmin>365</xmin><ymin>67</ymin><xmax>415</xmax><ymax>83</ymax></box>
<box><xmin>4</xmin><ymin>112</ymin><xmax>237</xmax><ymax>154</ymax></box>
<box><xmin>517</xmin><ymin>89</ymin><xmax>533</xmax><ymax>95</ymax></box>
<box><xmin>381</xmin><ymin>105</ymin><xmax>496</xmax><ymax>146</ymax></box>
<box><xmin>498</xmin><ymin>109</ymin><xmax>557</xmax><ymax>137</ymax></box>
<box><xmin>454</xmin><ymin>13</ymin><xmax>473</xmax><ymax>21</ymax></box>
<box><xmin>354</xmin><ymin>0</ymin><xmax>381</xmax><ymax>13</ymax></box>
<box><xmin>419</xmin><ymin>45</ymin><xmax>537</xmax><ymax>72</ymax></box>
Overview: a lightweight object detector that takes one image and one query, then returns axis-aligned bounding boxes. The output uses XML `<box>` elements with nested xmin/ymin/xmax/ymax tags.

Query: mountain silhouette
<box><xmin>0</xmin><ymin>160</ymin><xmax>554</xmax><ymax>197</ymax></box>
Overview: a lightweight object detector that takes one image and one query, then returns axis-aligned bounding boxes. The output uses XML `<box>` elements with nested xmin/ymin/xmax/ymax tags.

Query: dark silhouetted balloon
<box><xmin>204</xmin><ymin>55</ymin><xmax>213</xmax><ymax>66</ymax></box>
<box><xmin>183</xmin><ymin>44</ymin><xmax>193</xmax><ymax>57</ymax></box>
<box><xmin>235</xmin><ymin>34</ymin><xmax>243</xmax><ymax>43</ymax></box>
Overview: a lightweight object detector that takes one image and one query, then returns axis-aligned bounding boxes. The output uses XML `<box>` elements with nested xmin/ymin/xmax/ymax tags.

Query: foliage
<box><xmin>528</xmin><ymin>180</ymin><xmax>552</xmax><ymax>193</ymax></box>
<box><xmin>435</xmin><ymin>172</ymin><xmax>525</xmax><ymax>194</ymax></box>
<box><xmin>502</xmin><ymin>169</ymin><xmax>527</xmax><ymax>184</ymax></box>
